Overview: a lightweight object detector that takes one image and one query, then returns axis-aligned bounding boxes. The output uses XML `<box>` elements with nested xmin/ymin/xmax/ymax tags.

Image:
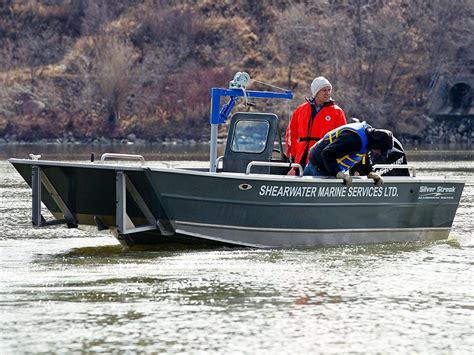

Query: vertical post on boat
<box><xmin>32</xmin><ymin>166</ymin><xmax>42</xmax><ymax>226</ymax></box>
<box><xmin>210</xmin><ymin>124</ymin><xmax>218</xmax><ymax>173</ymax></box>
<box><xmin>116</xmin><ymin>171</ymin><xmax>126</xmax><ymax>233</ymax></box>
<box><xmin>209</xmin><ymin>88</ymin><xmax>221</xmax><ymax>173</ymax></box>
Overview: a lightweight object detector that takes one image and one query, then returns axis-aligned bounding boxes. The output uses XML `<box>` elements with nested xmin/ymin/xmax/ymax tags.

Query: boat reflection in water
<box><xmin>8</xmin><ymin>73</ymin><xmax>465</xmax><ymax>248</ymax></box>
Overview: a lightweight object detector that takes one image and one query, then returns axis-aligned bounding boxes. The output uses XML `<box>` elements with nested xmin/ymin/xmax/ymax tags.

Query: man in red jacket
<box><xmin>286</xmin><ymin>76</ymin><xmax>346</xmax><ymax>174</ymax></box>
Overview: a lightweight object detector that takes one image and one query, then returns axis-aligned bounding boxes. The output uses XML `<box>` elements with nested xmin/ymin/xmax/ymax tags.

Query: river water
<box><xmin>1</xmin><ymin>145</ymin><xmax>473</xmax><ymax>354</ymax></box>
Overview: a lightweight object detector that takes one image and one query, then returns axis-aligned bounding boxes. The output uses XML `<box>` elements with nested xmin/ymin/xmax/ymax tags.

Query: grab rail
<box><xmin>216</xmin><ymin>156</ymin><xmax>224</xmax><ymax>170</ymax></box>
<box><xmin>100</xmin><ymin>153</ymin><xmax>145</xmax><ymax>166</ymax></box>
<box><xmin>373</xmin><ymin>164</ymin><xmax>416</xmax><ymax>177</ymax></box>
<box><xmin>246</xmin><ymin>161</ymin><xmax>303</xmax><ymax>176</ymax></box>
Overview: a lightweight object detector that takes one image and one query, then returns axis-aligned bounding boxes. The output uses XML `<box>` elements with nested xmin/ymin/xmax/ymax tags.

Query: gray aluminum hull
<box><xmin>9</xmin><ymin>159</ymin><xmax>465</xmax><ymax>248</ymax></box>
<box><xmin>146</xmin><ymin>169</ymin><xmax>464</xmax><ymax>247</ymax></box>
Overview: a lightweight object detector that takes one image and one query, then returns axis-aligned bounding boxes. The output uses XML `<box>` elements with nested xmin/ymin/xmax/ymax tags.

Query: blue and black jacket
<box><xmin>308</xmin><ymin>122</ymin><xmax>371</xmax><ymax>176</ymax></box>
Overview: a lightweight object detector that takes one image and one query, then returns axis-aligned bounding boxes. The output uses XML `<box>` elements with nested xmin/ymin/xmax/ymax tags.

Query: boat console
<box><xmin>220</xmin><ymin>112</ymin><xmax>289</xmax><ymax>175</ymax></box>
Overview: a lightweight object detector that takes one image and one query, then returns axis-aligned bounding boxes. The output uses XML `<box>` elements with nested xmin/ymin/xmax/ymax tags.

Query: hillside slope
<box><xmin>0</xmin><ymin>0</ymin><xmax>472</xmax><ymax>143</ymax></box>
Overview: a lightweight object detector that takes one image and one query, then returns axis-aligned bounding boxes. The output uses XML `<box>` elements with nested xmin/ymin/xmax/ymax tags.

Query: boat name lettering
<box><xmin>259</xmin><ymin>185</ymin><xmax>399</xmax><ymax>198</ymax></box>
<box><xmin>259</xmin><ymin>185</ymin><xmax>318</xmax><ymax>197</ymax></box>
<box><xmin>418</xmin><ymin>185</ymin><xmax>456</xmax><ymax>200</ymax></box>
<box><xmin>377</xmin><ymin>157</ymin><xmax>405</xmax><ymax>175</ymax></box>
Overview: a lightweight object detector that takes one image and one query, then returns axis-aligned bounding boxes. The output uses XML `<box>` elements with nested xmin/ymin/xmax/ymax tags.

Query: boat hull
<box><xmin>171</xmin><ymin>222</ymin><xmax>450</xmax><ymax>248</ymax></box>
<box><xmin>146</xmin><ymin>169</ymin><xmax>463</xmax><ymax>247</ymax></box>
<box><xmin>9</xmin><ymin>159</ymin><xmax>465</xmax><ymax>248</ymax></box>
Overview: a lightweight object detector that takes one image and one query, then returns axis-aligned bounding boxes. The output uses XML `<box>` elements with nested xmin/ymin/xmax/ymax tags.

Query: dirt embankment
<box><xmin>0</xmin><ymin>1</ymin><xmax>472</xmax><ymax>146</ymax></box>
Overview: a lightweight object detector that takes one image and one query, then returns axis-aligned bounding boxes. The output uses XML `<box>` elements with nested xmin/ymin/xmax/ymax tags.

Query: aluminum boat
<box><xmin>8</xmin><ymin>73</ymin><xmax>465</xmax><ymax>248</ymax></box>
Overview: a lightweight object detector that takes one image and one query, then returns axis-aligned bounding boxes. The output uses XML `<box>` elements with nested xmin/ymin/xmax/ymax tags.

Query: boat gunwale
<box><xmin>8</xmin><ymin>158</ymin><xmax>467</xmax><ymax>184</ymax></box>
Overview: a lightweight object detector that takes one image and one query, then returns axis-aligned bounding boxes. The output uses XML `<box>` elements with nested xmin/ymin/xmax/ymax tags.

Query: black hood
<box><xmin>366</xmin><ymin>128</ymin><xmax>394</xmax><ymax>157</ymax></box>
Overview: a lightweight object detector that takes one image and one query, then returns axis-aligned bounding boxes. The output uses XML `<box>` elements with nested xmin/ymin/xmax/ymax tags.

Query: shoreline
<box><xmin>1</xmin><ymin>118</ymin><xmax>472</xmax><ymax>148</ymax></box>
<box><xmin>0</xmin><ymin>137</ymin><xmax>472</xmax><ymax>150</ymax></box>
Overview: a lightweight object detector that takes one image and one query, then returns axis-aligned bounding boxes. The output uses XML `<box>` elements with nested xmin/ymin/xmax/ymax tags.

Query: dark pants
<box><xmin>303</xmin><ymin>161</ymin><xmax>330</xmax><ymax>176</ymax></box>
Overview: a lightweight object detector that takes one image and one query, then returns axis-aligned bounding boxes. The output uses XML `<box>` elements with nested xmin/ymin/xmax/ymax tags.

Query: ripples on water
<box><xmin>0</xmin><ymin>151</ymin><xmax>473</xmax><ymax>354</ymax></box>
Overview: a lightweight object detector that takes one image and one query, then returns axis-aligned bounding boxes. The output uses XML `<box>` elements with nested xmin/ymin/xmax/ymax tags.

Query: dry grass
<box><xmin>0</xmin><ymin>0</ymin><xmax>471</xmax><ymax>141</ymax></box>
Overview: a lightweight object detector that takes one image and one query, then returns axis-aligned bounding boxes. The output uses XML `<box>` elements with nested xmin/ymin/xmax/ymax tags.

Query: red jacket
<box><xmin>286</xmin><ymin>100</ymin><xmax>346</xmax><ymax>166</ymax></box>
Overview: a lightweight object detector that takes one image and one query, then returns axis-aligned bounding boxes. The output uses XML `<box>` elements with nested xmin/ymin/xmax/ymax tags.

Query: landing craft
<box><xmin>8</xmin><ymin>72</ymin><xmax>465</xmax><ymax>248</ymax></box>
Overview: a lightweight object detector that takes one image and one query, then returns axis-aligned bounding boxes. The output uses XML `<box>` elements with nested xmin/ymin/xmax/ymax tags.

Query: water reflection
<box><xmin>1</xmin><ymin>143</ymin><xmax>213</xmax><ymax>161</ymax></box>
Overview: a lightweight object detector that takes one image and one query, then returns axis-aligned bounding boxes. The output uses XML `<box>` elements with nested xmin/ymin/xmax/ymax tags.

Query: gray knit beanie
<box><xmin>310</xmin><ymin>76</ymin><xmax>332</xmax><ymax>97</ymax></box>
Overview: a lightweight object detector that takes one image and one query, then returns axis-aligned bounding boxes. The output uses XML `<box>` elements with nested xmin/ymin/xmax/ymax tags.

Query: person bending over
<box><xmin>303</xmin><ymin>121</ymin><xmax>393</xmax><ymax>186</ymax></box>
<box><xmin>351</xmin><ymin>136</ymin><xmax>409</xmax><ymax>177</ymax></box>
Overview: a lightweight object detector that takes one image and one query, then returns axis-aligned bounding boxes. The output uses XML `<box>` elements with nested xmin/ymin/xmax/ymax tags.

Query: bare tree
<box><xmin>14</xmin><ymin>25</ymin><xmax>60</xmax><ymax>89</ymax></box>
<box><xmin>311</xmin><ymin>2</ymin><xmax>353</xmax><ymax>87</ymax></box>
<box><xmin>93</xmin><ymin>35</ymin><xmax>134</xmax><ymax>125</ymax></box>
<box><xmin>274</xmin><ymin>4</ymin><xmax>313</xmax><ymax>88</ymax></box>
<box><xmin>0</xmin><ymin>39</ymin><xmax>16</xmax><ymax>72</ymax></box>
<box><xmin>131</xmin><ymin>6</ymin><xmax>198</xmax><ymax>73</ymax></box>
<box><xmin>81</xmin><ymin>0</ymin><xmax>109</xmax><ymax>37</ymax></box>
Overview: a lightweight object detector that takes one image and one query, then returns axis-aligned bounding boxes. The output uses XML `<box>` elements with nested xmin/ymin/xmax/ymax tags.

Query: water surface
<box><xmin>1</xmin><ymin>146</ymin><xmax>473</xmax><ymax>353</ymax></box>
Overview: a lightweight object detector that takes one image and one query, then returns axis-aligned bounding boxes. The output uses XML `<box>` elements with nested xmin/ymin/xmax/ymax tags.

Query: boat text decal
<box><xmin>259</xmin><ymin>185</ymin><xmax>398</xmax><ymax>198</ymax></box>
<box><xmin>418</xmin><ymin>185</ymin><xmax>456</xmax><ymax>200</ymax></box>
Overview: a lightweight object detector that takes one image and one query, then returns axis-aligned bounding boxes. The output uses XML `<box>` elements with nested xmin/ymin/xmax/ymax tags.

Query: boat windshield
<box><xmin>231</xmin><ymin>120</ymin><xmax>270</xmax><ymax>153</ymax></box>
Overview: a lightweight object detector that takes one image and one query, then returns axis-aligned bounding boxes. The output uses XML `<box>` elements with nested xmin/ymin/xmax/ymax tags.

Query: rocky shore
<box><xmin>0</xmin><ymin>133</ymin><xmax>212</xmax><ymax>146</ymax></box>
<box><xmin>399</xmin><ymin>117</ymin><xmax>472</xmax><ymax>147</ymax></box>
<box><xmin>422</xmin><ymin>118</ymin><xmax>472</xmax><ymax>144</ymax></box>
<box><xmin>1</xmin><ymin>118</ymin><xmax>472</xmax><ymax>149</ymax></box>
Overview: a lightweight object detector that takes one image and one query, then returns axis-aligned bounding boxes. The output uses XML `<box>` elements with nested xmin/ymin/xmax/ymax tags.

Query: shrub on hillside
<box><xmin>127</xmin><ymin>67</ymin><xmax>234</xmax><ymax>140</ymax></box>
